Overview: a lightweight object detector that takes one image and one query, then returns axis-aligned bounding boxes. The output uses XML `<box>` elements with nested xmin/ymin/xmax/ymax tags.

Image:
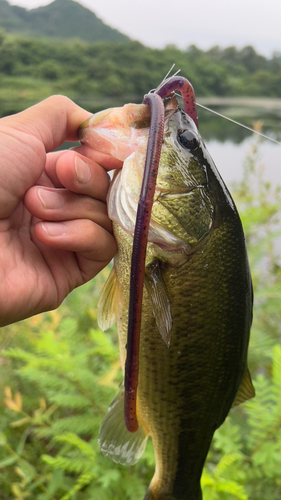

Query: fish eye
<box><xmin>177</xmin><ymin>129</ymin><xmax>199</xmax><ymax>150</ymax></box>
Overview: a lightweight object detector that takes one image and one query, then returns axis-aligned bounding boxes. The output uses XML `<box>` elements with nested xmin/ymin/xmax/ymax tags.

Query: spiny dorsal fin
<box><xmin>97</xmin><ymin>266</ymin><xmax>118</xmax><ymax>332</ymax></box>
<box><xmin>98</xmin><ymin>387</ymin><xmax>148</xmax><ymax>466</ymax></box>
<box><xmin>144</xmin><ymin>259</ymin><xmax>172</xmax><ymax>348</ymax></box>
<box><xmin>232</xmin><ymin>367</ymin><xmax>255</xmax><ymax>408</ymax></box>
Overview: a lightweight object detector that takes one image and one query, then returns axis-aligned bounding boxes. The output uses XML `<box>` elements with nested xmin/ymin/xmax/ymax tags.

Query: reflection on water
<box><xmin>197</xmin><ymin>99</ymin><xmax>281</xmax><ymax>144</ymax></box>
<box><xmin>196</xmin><ymin>99</ymin><xmax>281</xmax><ymax>188</ymax></box>
<box><xmin>206</xmin><ymin>137</ymin><xmax>281</xmax><ymax>188</ymax></box>
<box><xmin>199</xmin><ymin>101</ymin><xmax>281</xmax><ymax>261</ymax></box>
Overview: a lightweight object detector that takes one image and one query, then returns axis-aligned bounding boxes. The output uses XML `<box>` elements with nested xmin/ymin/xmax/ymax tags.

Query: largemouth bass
<box><xmin>79</xmin><ymin>91</ymin><xmax>254</xmax><ymax>500</ymax></box>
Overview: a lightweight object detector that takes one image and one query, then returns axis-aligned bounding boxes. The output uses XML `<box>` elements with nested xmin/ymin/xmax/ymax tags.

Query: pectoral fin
<box><xmin>144</xmin><ymin>260</ymin><xmax>172</xmax><ymax>348</ymax></box>
<box><xmin>98</xmin><ymin>387</ymin><xmax>148</xmax><ymax>466</ymax></box>
<box><xmin>97</xmin><ymin>266</ymin><xmax>118</xmax><ymax>331</ymax></box>
<box><xmin>232</xmin><ymin>367</ymin><xmax>255</xmax><ymax>408</ymax></box>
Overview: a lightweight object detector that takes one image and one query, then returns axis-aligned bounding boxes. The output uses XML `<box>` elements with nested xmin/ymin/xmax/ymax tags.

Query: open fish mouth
<box><xmin>80</xmin><ymin>88</ymin><xmax>209</xmax><ymax>254</ymax></box>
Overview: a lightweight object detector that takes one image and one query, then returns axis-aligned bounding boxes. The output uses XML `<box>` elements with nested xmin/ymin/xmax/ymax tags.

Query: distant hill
<box><xmin>0</xmin><ymin>0</ymin><xmax>130</xmax><ymax>42</ymax></box>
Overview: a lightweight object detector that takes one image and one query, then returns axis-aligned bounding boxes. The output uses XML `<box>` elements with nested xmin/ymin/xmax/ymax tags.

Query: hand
<box><xmin>0</xmin><ymin>95</ymin><xmax>122</xmax><ymax>327</ymax></box>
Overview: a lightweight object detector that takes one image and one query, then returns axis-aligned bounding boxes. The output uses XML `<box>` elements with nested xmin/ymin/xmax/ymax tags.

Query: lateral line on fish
<box><xmin>195</xmin><ymin>102</ymin><xmax>281</xmax><ymax>145</ymax></box>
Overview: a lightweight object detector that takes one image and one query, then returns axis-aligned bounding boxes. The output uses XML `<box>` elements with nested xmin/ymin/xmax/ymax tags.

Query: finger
<box><xmin>24</xmin><ymin>186</ymin><xmax>112</xmax><ymax>233</ymax></box>
<box><xmin>0</xmin><ymin>96</ymin><xmax>92</xmax><ymax>218</ymax></box>
<box><xmin>34</xmin><ymin>218</ymin><xmax>117</xmax><ymax>264</ymax></box>
<box><xmin>4</xmin><ymin>95</ymin><xmax>92</xmax><ymax>152</ymax></box>
<box><xmin>42</xmin><ymin>151</ymin><xmax>66</xmax><ymax>187</ymax></box>
<box><xmin>73</xmin><ymin>144</ymin><xmax>123</xmax><ymax>171</ymax></box>
<box><xmin>44</xmin><ymin>150</ymin><xmax>111</xmax><ymax>201</ymax></box>
<box><xmin>43</xmin><ymin>141</ymin><xmax>123</xmax><ymax>191</ymax></box>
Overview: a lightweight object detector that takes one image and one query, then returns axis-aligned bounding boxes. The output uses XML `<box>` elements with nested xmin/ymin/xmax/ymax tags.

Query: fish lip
<box><xmin>78</xmin><ymin>109</ymin><xmax>116</xmax><ymax>139</ymax></box>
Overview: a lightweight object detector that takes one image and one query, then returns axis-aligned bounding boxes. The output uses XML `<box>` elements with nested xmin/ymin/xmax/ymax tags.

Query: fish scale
<box><xmin>79</xmin><ymin>94</ymin><xmax>255</xmax><ymax>500</ymax></box>
<box><xmin>112</xmin><ymin>214</ymin><xmax>250</xmax><ymax>499</ymax></box>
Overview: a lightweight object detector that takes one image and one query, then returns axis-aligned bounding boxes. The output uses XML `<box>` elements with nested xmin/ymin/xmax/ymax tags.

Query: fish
<box><xmin>79</xmin><ymin>91</ymin><xmax>255</xmax><ymax>500</ymax></box>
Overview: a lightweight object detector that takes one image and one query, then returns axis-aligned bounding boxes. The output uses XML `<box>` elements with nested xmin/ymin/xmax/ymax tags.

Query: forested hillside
<box><xmin>0</xmin><ymin>30</ymin><xmax>281</xmax><ymax>118</ymax></box>
<box><xmin>0</xmin><ymin>0</ymin><xmax>130</xmax><ymax>42</ymax></box>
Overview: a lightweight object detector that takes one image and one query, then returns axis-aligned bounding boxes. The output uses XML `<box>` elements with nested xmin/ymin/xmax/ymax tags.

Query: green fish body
<box><xmin>79</xmin><ymin>96</ymin><xmax>254</xmax><ymax>500</ymax></box>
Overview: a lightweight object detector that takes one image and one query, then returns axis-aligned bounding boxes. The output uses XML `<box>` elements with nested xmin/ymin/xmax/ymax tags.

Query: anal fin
<box><xmin>232</xmin><ymin>367</ymin><xmax>255</xmax><ymax>408</ymax></box>
<box><xmin>97</xmin><ymin>266</ymin><xmax>118</xmax><ymax>332</ymax></box>
<box><xmin>144</xmin><ymin>259</ymin><xmax>172</xmax><ymax>348</ymax></box>
<box><xmin>98</xmin><ymin>387</ymin><xmax>148</xmax><ymax>466</ymax></box>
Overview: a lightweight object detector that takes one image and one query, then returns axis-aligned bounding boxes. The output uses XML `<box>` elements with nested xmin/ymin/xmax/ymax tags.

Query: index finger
<box><xmin>3</xmin><ymin>95</ymin><xmax>92</xmax><ymax>153</ymax></box>
<box><xmin>0</xmin><ymin>96</ymin><xmax>92</xmax><ymax>217</ymax></box>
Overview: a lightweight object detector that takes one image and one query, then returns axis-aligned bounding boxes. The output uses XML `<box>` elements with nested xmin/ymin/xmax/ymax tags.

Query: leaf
<box><xmin>215</xmin><ymin>453</ymin><xmax>243</xmax><ymax>478</ymax></box>
<box><xmin>55</xmin><ymin>433</ymin><xmax>96</xmax><ymax>459</ymax></box>
<box><xmin>4</xmin><ymin>400</ymin><xmax>18</xmax><ymax>412</ymax></box>
<box><xmin>4</xmin><ymin>386</ymin><xmax>12</xmax><ymax>399</ymax></box>
<box><xmin>272</xmin><ymin>345</ymin><xmax>281</xmax><ymax>393</ymax></box>
<box><xmin>0</xmin><ymin>431</ymin><xmax>7</xmax><ymax>446</ymax></box>
<box><xmin>10</xmin><ymin>417</ymin><xmax>31</xmax><ymax>428</ymax></box>
<box><xmin>0</xmin><ymin>456</ymin><xmax>16</xmax><ymax>468</ymax></box>
<box><xmin>97</xmin><ymin>469</ymin><xmax>121</xmax><ymax>489</ymax></box>
<box><xmin>14</xmin><ymin>392</ymin><xmax>23</xmax><ymax>411</ymax></box>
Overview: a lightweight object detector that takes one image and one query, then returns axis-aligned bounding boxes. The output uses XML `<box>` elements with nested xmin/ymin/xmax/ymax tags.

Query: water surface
<box><xmin>197</xmin><ymin>98</ymin><xmax>281</xmax><ymax>188</ymax></box>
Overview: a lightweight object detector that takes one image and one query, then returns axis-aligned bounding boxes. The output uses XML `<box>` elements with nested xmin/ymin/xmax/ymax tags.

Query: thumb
<box><xmin>0</xmin><ymin>96</ymin><xmax>91</xmax><ymax>219</ymax></box>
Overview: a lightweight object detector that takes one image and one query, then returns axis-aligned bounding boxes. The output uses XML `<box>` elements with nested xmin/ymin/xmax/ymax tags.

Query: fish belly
<box><xmin>115</xmin><ymin>214</ymin><xmax>251</xmax><ymax>500</ymax></box>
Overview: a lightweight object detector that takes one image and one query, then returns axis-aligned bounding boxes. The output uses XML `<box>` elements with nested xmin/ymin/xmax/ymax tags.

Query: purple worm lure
<box><xmin>124</xmin><ymin>77</ymin><xmax>198</xmax><ymax>433</ymax></box>
<box><xmin>156</xmin><ymin>75</ymin><xmax>198</xmax><ymax>128</ymax></box>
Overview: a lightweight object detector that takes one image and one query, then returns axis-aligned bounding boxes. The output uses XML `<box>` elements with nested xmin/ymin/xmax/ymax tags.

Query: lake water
<box><xmin>197</xmin><ymin>98</ymin><xmax>281</xmax><ymax>260</ymax></box>
<box><xmin>196</xmin><ymin>98</ymin><xmax>281</xmax><ymax>189</ymax></box>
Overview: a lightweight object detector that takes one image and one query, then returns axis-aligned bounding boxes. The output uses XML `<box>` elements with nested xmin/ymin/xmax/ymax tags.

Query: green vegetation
<box><xmin>0</xmin><ymin>137</ymin><xmax>281</xmax><ymax>499</ymax></box>
<box><xmin>0</xmin><ymin>6</ymin><xmax>281</xmax><ymax>495</ymax></box>
<box><xmin>0</xmin><ymin>0</ymin><xmax>129</xmax><ymax>42</ymax></box>
<box><xmin>1</xmin><ymin>28</ymin><xmax>281</xmax><ymax>118</ymax></box>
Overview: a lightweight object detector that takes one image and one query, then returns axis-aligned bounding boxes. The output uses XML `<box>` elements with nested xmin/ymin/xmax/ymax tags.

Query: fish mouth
<box><xmin>78</xmin><ymin>98</ymin><xmax>179</xmax><ymax>163</ymax></box>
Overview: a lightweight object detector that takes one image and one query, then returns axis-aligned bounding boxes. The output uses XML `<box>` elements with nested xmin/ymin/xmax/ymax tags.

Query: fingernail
<box><xmin>75</xmin><ymin>156</ymin><xmax>91</xmax><ymax>184</ymax></box>
<box><xmin>41</xmin><ymin>222</ymin><xmax>67</xmax><ymax>236</ymax></box>
<box><xmin>38</xmin><ymin>189</ymin><xmax>65</xmax><ymax>209</ymax></box>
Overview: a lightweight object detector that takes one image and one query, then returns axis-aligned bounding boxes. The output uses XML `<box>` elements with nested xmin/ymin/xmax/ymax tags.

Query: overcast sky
<box><xmin>8</xmin><ymin>0</ymin><xmax>281</xmax><ymax>57</ymax></box>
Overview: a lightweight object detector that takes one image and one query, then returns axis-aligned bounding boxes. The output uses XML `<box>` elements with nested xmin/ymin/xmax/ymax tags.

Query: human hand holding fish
<box><xmin>79</xmin><ymin>74</ymin><xmax>256</xmax><ymax>500</ymax></box>
<box><xmin>0</xmin><ymin>95</ymin><xmax>122</xmax><ymax>327</ymax></box>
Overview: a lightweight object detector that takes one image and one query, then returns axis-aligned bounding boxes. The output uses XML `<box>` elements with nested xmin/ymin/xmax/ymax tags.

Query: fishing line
<box><xmin>196</xmin><ymin>102</ymin><xmax>281</xmax><ymax>146</ymax></box>
<box><xmin>149</xmin><ymin>64</ymin><xmax>181</xmax><ymax>94</ymax></box>
<box><xmin>156</xmin><ymin>67</ymin><xmax>281</xmax><ymax>146</ymax></box>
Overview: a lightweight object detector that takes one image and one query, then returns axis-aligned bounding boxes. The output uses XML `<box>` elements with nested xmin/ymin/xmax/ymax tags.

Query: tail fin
<box><xmin>98</xmin><ymin>386</ymin><xmax>148</xmax><ymax>466</ymax></box>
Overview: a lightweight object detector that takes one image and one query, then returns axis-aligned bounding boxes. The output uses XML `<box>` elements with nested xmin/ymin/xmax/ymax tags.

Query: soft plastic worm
<box><xmin>156</xmin><ymin>75</ymin><xmax>198</xmax><ymax>128</ymax></box>
<box><xmin>125</xmin><ymin>78</ymin><xmax>197</xmax><ymax>432</ymax></box>
<box><xmin>124</xmin><ymin>93</ymin><xmax>165</xmax><ymax>432</ymax></box>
